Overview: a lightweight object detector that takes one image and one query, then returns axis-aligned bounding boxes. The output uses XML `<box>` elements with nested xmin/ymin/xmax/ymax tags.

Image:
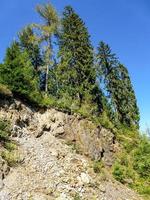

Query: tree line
<box><xmin>0</xmin><ymin>3</ymin><xmax>140</xmax><ymax>129</ymax></box>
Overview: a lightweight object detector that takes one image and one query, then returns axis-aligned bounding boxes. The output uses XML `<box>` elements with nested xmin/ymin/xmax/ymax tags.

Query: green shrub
<box><xmin>0</xmin><ymin>120</ymin><xmax>10</xmax><ymax>142</ymax></box>
<box><xmin>0</xmin><ymin>83</ymin><xmax>12</xmax><ymax>98</ymax></box>
<box><xmin>133</xmin><ymin>136</ymin><xmax>150</xmax><ymax>178</ymax></box>
<box><xmin>74</xmin><ymin>193</ymin><xmax>81</xmax><ymax>200</ymax></box>
<box><xmin>1</xmin><ymin>150</ymin><xmax>20</xmax><ymax>167</ymax></box>
<box><xmin>93</xmin><ymin>161</ymin><xmax>104</xmax><ymax>173</ymax></box>
<box><xmin>112</xmin><ymin>132</ymin><xmax>150</xmax><ymax>198</ymax></box>
<box><xmin>4</xmin><ymin>142</ymin><xmax>16</xmax><ymax>151</ymax></box>
<box><xmin>113</xmin><ymin>163</ymin><xmax>126</xmax><ymax>183</ymax></box>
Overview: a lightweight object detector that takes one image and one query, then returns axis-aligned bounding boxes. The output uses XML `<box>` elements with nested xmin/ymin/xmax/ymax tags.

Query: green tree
<box><xmin>97</xmin><ymin>41</ymin><xmax>119</xmax><ymax>121</ymax></box>
<box><xmin>111</xmin><ymin>64</ymin><xmax>140</xmax><ymax>128</ymax></box>
<box><xmin>18</xmin><ymin>26</ymin><xmax>43</xmax><ymax>71</ymax></box>
<box><xmin>57</xmin><ymin>6</ymin><xmax>97</xmax><ymax>106</ymax></box>
<box><xmin>97</xmin><ymin>41</ymin><xmax>139</xmax><ymax>128</ymax></box>
<box><xmin>0</xmin><ymin>42</ymin><xmax>41</xmax><ymax>103</ymax></box>
<box><xmin>32</xmin><ymin>3</ymin><xmax>59</xmax><ymax>94</ymax></box>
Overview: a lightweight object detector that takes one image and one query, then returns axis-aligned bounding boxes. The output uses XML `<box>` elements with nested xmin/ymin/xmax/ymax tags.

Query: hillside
<box><xmin>0</xmin><ymin>2</ymin><xmax>149</xmax><ymax>200</ymax></box>
<box><xmin>0</xmin><ymin>97</ymin><xmax>143</xmax><ymax>200</ymax></box>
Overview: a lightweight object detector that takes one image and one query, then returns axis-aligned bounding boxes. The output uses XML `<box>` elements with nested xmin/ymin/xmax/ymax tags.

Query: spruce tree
<box><xmin>97</xmin><ymin>41</ymin><xmax>119</xmax><ymax>120</ymax></box>
<box><xmin>19</xmin><ymin>26</ymin><xmax>43</xmax><ymax>71</ymax></box>
<box><xmin>112</xmin><ymin>64</ymin><xmax>140</xmax><ymax>128</ymax></box>
<box><xmin>57</xmin><ymin>6</ymin><xmax>96</xmax><ymax>106</ymax></box>
<box><xmin>0</xmin><ymin>42</ymin><xmax>41</xmax><ymax>103</ymax></box>
<box><xmin>97</xmin><ymin>41</ymin><xmax>140</xmax><ymax>128</ymax></box>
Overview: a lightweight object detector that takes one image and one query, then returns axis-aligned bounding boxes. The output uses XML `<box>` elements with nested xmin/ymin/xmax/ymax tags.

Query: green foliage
<box><xmin>93</xmin><ymin>161</ymin><xmax>104</xmax><ymax>173</ymax></box>
<box><xmin>96</xmin><ymin>111</ymin><xmax>114</xmax><ymax>130</ymax></box>
<box><xmin>1</xmin><ymin>150</ymin><xmax>20</xmax><ymax>167</ymax></box>
<box><xmin>110</xmin><ymin>64</ymin><xmax>140</xmax><ymax>128</ymax></box>
<box><xmin>74</xmin><ymin>193</ymin><xmax>81</xmax><ymax>200</ymax></box>
<box><xmin>113</xmin><ymin>163</ymin><xmax>126</xmax><ymax>183</ymax></box>
<box><xmin>0</xmin><ymin>120</ymin><xmax>10</xmax><ymax>142</ymax></box>
<box><xmin>112</xmin><ymin>132</ymin><xmax>150</xmax><ymax>198</ymax></box>
<box><xmin>133</xmin><ymin>136</ymin><xmax>150</xmax><ymax>178</ymax></box>
<box><xmin>4</xmin><ymin>142</ymin><xmax>16</xmax><ymax>151</ymax></box>
<box><xmin>19</xmin><ymin>26</ymin><xmax>43</xmax><ymax>70</ymax></box>
<box><xmin>97</xmin><ymin>42</ymin><xmax>140</xmax><ymax>128</ymax></box>
<box><xmin>0</xmin><ymin>119</ymin><xmax>18</xmax><ymax>167</ymax></box>
<box><xmin>0</xmin><ymin>42</ymin><xmax>42</xmax><ymax>104</ymax></box>
<box><xmin>33</xmin><ymin>3</ymin><xmax>60</xmax><ymax>94</ymax></box>
<box><xmin>57</xmin><ymin>6</ymin><xmax>97</xmax><ymax>105</ymax></box>
<box><xmin>0</xmin><ymin>83</ymin><xmax>12</xmax><ymax>98</ymax></box>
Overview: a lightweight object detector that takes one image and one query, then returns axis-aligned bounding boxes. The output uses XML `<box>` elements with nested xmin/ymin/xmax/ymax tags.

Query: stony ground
<box><xmin>0</xmin><ymin>100</ymin><xmax>143</xmax><ymax>200</ymax></box>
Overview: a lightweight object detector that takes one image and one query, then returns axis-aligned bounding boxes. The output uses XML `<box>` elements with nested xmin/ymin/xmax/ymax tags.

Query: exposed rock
<box><xmin>77</xmin><ymin>172</ymin><xmax>91</xmax><ymax>186</ymax></box>
<box><xmin>0</xmin><ymin>99</ymin><xmax>116</xmax><ymax>165</ymax></box>
<box><xmin>0</xmin><ymin>99</ymin><xmax>143</xmax><ymax>200</ymax></box>
<box><xmin>0</xmin><ymin>179</ymin><xmax>4</xmax><ymax>190</ymax></box>
<box><xmin>0</xmin><ymin>156</ymin><xmax>10</xmax><ymax>190</ymax></box>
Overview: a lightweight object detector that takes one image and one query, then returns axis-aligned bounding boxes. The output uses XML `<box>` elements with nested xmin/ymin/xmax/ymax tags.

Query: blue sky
<box><xmin>0</xmin><ymin>0</ymin><xmax>149</xmax><ymax>130</ymax></box>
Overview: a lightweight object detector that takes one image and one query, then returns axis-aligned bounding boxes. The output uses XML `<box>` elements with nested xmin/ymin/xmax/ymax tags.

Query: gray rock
<box><xmin>0</xmin><ymin>179</ymin><xmax>4</xmax><ymax>190</ymax></box>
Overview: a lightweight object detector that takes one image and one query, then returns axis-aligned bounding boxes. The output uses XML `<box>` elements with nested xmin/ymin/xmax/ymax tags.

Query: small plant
<box><xmin>93</xmin><ymin>161</ymin><xmax>104</xmax><ymax>173</ymax></box>
<box><xmin>0</xmin><ymin>119</ymin><xmax>10</xmax><ymax>142</ymax></box>
<box><xmin>72</xmin><ymin>143</ymin><xmax>82</xmax><ymax>154</ymax></box>
<box><xmin>113</xmin><ymin>163</ymin><xmax>126</xmax><ymax>183</ymax></box>
<box><xmin>1</xmin><ymin>150</ymin><xmax>20</xmax><ymax>167</ymax></box>
<box><xmin>133</xmin><ymin>136</ymin><xmax>150</xmax><ymax>178</ymax></box>
<box><xmin>0</xmin><ymin>83</ymin><xmax>12</xmax><ymax>98</ymax></box>
<box><xmin>4</xmin><ymin>142</ymin><xmax>16</xmax><ymax>151</ymax></box>
<box><xmin>74</xmin><ymin>193</ymin><xmax>81</xmax><ymax>200</ymax></box>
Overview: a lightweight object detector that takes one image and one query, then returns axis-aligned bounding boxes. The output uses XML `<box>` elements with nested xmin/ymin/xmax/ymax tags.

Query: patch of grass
<box><xmin>1</xmin><ymin>150</ymin><xmax>20</xmax><ymax>167</ymax></box>
<box><xmin>0</xmin><ymin>119</ymin><xmax>10</xmax><ymax>143</ymax></box>
<box><xmin>112</xmin><ymin>132</ymin><xmax>150</xmax><ymax>198</ymax></box>
<box><xmin>74</xmin><ymin>193</ymin><xmax>81</xmax><ymax>200</ymax></box>
<box><xmin>112</xmin><ymin>163</ymin><xmax>126</xmax><ymax>183</ymax></box>
<box><xmin>93</xmin><ymin>160</ymin><xmax>104</xmax><ymax>173</ymax></box>
<box><xmin>4</xmin><ymin>142</ymin><xmax>16</xmax><ymax>151</ymax></box>
<box><xmin>0</xmin><ymin>84</ymin><xmax>12</xmax><ymax>98</ymax></box>
<box><xmin>0</xmin><ymin>118</ymin><xmax>19</xmax><ymax>167</ymax></box>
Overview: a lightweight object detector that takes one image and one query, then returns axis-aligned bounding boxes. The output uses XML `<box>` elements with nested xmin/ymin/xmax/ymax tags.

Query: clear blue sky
<box><xmin>0</xmin><ymin>0</ymin><xmax>149</xmax><ymax>130</ymax></box>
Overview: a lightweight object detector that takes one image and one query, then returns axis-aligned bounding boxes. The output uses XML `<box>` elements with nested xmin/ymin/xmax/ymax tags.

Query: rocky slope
<box><xmin>0</xmin><ymin>98</ymin><xmax>142</xmax><ymax>200</ymax></box>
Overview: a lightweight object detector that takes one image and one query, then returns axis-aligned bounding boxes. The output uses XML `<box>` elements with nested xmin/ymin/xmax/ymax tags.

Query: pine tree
<box><xmin>0</xmin><ymin>42</ymin><xmax>41</xmax><ymax>103</ymax></box>
<box><xmin>112</xmin><ymin>64</ymin><xmax>140</xmax><ymax>128</ymax></box>
<box><xmin>57</xmin><ymin>6</ymin><xmax>96</xmax><ymax>105</ymax></box>
<box><xmin>97</xmin><ymin>41</ymin><xmax>140</xmax><ymax>128</ymax></box>
<box><xmin>18</xmin><ymin>26</ymin><xmax>43</xmax><ymax>71</ymax></box>
<box><xmin>97</xmin><ymin>41</ymin><xmax>119</xmax><ymax>120</ymax></box>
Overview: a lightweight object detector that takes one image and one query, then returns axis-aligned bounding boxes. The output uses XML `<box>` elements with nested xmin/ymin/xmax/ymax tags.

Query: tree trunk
<box><xmin>45</xmin><ymin>65</ymin><xmax>49</xmax><ymax>95</ymax></box>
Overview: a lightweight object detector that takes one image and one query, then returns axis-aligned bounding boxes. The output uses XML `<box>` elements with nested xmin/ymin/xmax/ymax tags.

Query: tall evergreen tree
<box><xmin>97</xmin><ymin>41</ymin><xmax>119</xmax><ymax>119</ymax></box>
<box><xmin>0</xmin><ymin>42</ymin><xmax>41</xmax><ymax>102</ymax></box>
<box><xmin>57</xmin><ymin>6</ymin><xmax>96</xmax><ymax>105</ymax></box>
<box><xmin>97</xmin><ymin>41</ymin><xmax>140</xmax><ymax>128</ymax></box>
<box><xmin>112</xmin><ymin>64</ymin><xmax>140</xmax><ymax>128</ymax></box>
<box><xmin>18</xmin><ymin>26</ymin><xmax>43</xmax><ymax>71</ymax></box>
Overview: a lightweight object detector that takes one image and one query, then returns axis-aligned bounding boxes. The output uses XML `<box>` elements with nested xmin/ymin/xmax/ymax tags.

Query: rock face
<box><xmin>0</xmin><ymin>157</ymin><xmax>10</xmax><ymax>190</ymax></box>
<box><xmin>0</xmin><ymin>100</ymin><xmax>115</xmax><ymax>166</ymax></box>
<box><xmin>0</xmin><ymin>99</ymin><xmax>142</xmax><ymax>200</ymax></box>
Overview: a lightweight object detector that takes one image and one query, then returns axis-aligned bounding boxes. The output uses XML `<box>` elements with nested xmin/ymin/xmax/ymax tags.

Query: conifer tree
<box><xmin>97</xmin><ymin>41</ymin><xmax>119</xmax><ymax>120</ymax></box>
<box><xmin>18</xmin><ymin>26</ymin><xmax>43</xmax><ymax>71</ymax></box>
<box><xmin>57</xmin><ymin>6</ymin><xmax>96</xmax><ymax>105</ymax></box>
<box><xmin>97</xmin><ymin>41</ymin><xmax>140</xmax><ymax>128</ymax></box>
<box><xmin>112</xmin><ymin>64</ymin><xmax>140</xmax><ymax>128</ymax></box>
<box><xmin>0</xmin><ymin>42</ymin><xmax>41</xmax><ymax>102</ymax></box>
<box><xmin>32</xmin><ymin>3</ymin><xmax>59</xmax><ymax>94</ymax></box>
